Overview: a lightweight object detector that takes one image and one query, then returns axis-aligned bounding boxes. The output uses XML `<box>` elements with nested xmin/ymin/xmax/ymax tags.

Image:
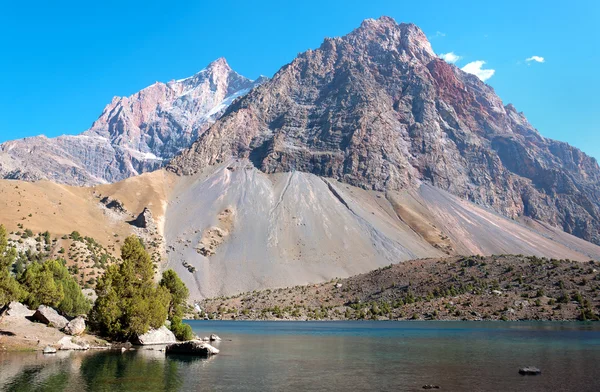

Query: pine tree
<box><xmin>0</xmin><ymin>224</ymin><xmax>24</xmax><ymax>306</ymax></box>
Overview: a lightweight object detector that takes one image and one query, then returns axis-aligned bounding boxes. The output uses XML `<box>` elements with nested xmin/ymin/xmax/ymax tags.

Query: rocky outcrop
<box><xmin>63</xmin><ymin>317</ymin><xmax>86</xmax><ymax>336</ymax></box>
<box><xmin>168</xmin><ymin>17</ymin><xmax>600</xmax><ymax>245</ymax></box>
<box><xmin>130</xmin><ymin>207</ymin><xmax>156</xmax><ymax>231</ymax></box>
<box><xmin>32</xmin><ymin>305</ymin><xmax>68</xmax><ymax>329</ymax></box>
<box><xmin>134</xmin><ymin>326</ymin><xmax>177</xmax><ymax>345</ymax></box>
<box><xmin>0</xmin><ymin>58</ymin><xmax>265</xmax><ymax>186</ymax></box>
<box><xmin>165</xmin><ymin>340</ymin><xmax>220</xmax><ymax>356</ymax></box>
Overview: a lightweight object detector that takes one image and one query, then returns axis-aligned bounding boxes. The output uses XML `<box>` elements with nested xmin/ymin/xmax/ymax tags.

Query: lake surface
<box><xmin>1</xmin><ymin>321</ymin><xmax>600</xmax><ymax>391</ymax></box>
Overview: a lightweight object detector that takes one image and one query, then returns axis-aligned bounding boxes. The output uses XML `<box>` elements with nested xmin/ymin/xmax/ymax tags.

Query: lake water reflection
<box><xmin>1</xmin><ymin>321</ymin><xmax>599</xmax><ymax>391</ymax></box>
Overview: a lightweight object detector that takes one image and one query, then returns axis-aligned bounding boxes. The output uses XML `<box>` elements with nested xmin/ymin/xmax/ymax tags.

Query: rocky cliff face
<box><xmin>169</xmin><ymin>17</ymin><xmax>600</xmax><ymax>245</ymax></box>
<box><xmin>0</xmin><ymin>58</ymin><xmax>263</xmax><ymax>185</ymax></box>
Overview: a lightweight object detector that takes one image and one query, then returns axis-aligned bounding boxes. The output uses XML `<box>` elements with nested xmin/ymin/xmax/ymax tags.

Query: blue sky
<box><xmin>1</xmin><ymin>0</ymin><xmax>598</xmax><ymax>160</ymax></box>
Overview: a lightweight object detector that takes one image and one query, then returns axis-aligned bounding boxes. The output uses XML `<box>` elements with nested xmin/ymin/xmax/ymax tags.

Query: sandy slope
<box><xmin>1</xmin><ymin>161</ymin><xmax>599</xmax><ymax>299</ymax></box>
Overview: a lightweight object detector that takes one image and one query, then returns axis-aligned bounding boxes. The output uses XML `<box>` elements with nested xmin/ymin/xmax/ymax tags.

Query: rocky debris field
<box><xmin>200</xmin><ymin>255</ymin><xmax>600</xmax><ymax>321</ymax></box>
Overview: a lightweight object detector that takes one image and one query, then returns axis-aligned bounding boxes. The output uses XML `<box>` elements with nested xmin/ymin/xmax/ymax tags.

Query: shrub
<box><xmin>170</xmin><ymin>316</ymin><xmax>194</xmax><ymax>341</ymax></box>
<box><xmin>19</xmin><ymin>259</ymin><xmax>90</xmax><ymax>316</ymax></box>
<box><xmin>0</xmin><ymin>225</ymin><xmax>24</xmax><ymax>306</ymax></box>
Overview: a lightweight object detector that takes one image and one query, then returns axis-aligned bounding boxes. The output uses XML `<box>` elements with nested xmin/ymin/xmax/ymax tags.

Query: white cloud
<box><xmin>461</xmin><ymin>61</ymin><xmax>495</xmax><ymax>81</ymax></box>
<box><xmin>431</xmin><ymin>31</ymin><xmax>446</xmax><ymax>39</ymax></box>
<box><xmin>526</xmin><ymin>56</ymin><xmax>545</xmax><ymax>63</ymax></box>
<box><xmin>439</xmin><ymin>52</ymin><xmax>461</xmax><ymax>63</ymax></box>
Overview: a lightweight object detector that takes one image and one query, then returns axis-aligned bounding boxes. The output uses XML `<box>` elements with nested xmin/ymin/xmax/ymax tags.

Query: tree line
<box><xmin>0</xmin><ymin>224</ymin><xmax>193</xmax><ymax>341</ymax></box>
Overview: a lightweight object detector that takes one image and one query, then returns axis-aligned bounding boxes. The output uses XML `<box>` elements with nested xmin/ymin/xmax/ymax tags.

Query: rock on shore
<box><xmin>134</xmin><ymin>326</ymin><xmax>177</xmax><ymax>345</ymax></box>
<box><xmin>32</xmin><ymin>305</ymin><xmax>68</xmax><ymax>329</ymax></box>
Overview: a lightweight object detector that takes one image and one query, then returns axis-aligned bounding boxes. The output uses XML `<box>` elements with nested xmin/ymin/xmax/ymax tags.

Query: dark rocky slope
<box><xmin>169</xmin><ymin>17</ymin><xmax>600</xmax><ymax>245</ymax></box>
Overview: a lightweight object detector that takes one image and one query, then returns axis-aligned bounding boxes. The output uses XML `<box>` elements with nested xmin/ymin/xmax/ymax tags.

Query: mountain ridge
<box><xmin>168</xmin><ymin>16</ymin><xmax>600</xmax><ymax>246</ymax></box>
<box><xmin>0</xmin><ymin>58</ymin><xmax>263</xmax><ymax>186</ymax></box>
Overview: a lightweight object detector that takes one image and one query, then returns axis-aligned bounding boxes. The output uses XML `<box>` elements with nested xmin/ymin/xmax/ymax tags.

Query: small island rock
<box><xmin>209</xmin><ymin>334</ymin><xmax>221</xmax><ymax>341</ymax></box>
<box><xmin>166</xmin><ymin>340</ymin><xmax>220</xmax><ymax>356</ymax></box>
<box><xmin>519</xmin><ymin>367</ymin><xmax>541</xmax><ymax>375</ymax></box>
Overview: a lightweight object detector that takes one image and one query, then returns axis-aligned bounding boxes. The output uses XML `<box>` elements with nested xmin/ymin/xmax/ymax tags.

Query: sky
<box><xmin>0</xmin><ymin>0</ymin><xmax>598</xmax><ymax>160</ymax></box>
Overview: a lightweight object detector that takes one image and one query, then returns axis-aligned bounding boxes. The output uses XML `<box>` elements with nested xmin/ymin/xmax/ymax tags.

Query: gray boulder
<box><xmin>57</xmin><ymin>336</ymin><xmax>89</xmax><ymax>351</ymax></box>
<box><xmin>32</xmin><ymin>305</ymin><xmax>68</xmax><ymax>329</ymax></box>
<box><xmin>63</xmin><ymin>317</ymin><xmax>86</xmax><ymax>336</ymax></box>
<box><xmin>209</xmin><ymin>334</ymin><xmax>221</xmax><ymax>341</ymax></box>
<box><xmin>165</xmin><ymin>340</ymin><xmax>220</xmax><ymax>356</ymax></box>
<box><xmin>519</xmin><ymin>367</ymin><xmax>541</xmax><ymax>375</ymax></box>
<box><xmin>43</xmin><ymin>346</ymin><xmax>57</xmax><ymax>354</ymax></box>
<box><xmin>2</xmin><ymin>302</ymin><xmax>34</xmax><ymax>318</ymax></box>
<box><xmin>134</xmin><ymin>326</ymin><xmax>177</xmax><ymax>345</ymax></box>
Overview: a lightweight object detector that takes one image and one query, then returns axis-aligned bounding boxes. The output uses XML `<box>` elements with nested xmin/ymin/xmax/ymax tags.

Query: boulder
<box><xmin>134</xmin><ymin>326</ymin><xmax>177</xmax><ymax>345</ymax></box>
<box><xmin>63</xmin><ymin>317</ymin><xmax>86</xmax><ymax>336</ymax></box>
<box><xmin>519</xmin><ymin>367</ymin><xmax>541</xmax><ymax>375</ymax></box>
<box><xmin>43</xmin><ymin>346</ymin><xmax>57</xmax><ymax>354</ymax></box>
<box><xmin>201</xmin><ymin>336</ymin><xmax>210</xmax><ymax>342</ymax></box>
<box><xmin>130</xmin><ymin>207</ymin><xmax>156</xmax><ymax>231</ymax></box>
<box><xmin>165</xmin><ymin>341</ymin><xmax>220</xmax><ymax>356</ymax></box>
<box><xmin>32</xmin><ymin>305</ymin><xmax>68</xmax><ymax>329</ymax></box>
<box><xmin>57</xmin><ymin>336</ymin><xmax>89</xmax><ymax>350</ymax></box>
<box><xmin>209</xmin><ymin>334</ymin><xmax>221</xmax><ymax>341</ymax></box>
<box><xmin>2</xmin><ymin>302</ymin><xmax>34</xmax><ymax>318</ymax></box>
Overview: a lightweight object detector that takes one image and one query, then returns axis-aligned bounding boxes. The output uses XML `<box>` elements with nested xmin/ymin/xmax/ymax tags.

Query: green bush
<box><xmin>19</xmin><ymin>259</ymin><xmax>90</xmax><ymax>316</ymax></box>
<box><xmin>0</xmin><ymin>225</ymin><xmax>24</xmax><ymax>306</ymax></box>
<box><xmin>170</xmin><ymin>316</ymin><xmax>194</xmax><ymax>341</ymax></box>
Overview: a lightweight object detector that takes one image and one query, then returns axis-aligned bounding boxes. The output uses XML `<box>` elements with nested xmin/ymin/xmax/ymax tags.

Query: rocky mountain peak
<box><xmin>169</xmin><ymin>18</ymin><xmax>600</xmax><ymax>246</ymax></box>
<box><xmin>348</xmin><ymin>16</ymin><xmax>435</xmax><ymax>62</ymax></box>
<box><xmin>0</xmin><ymin>59</ymin><xmax>264</xmax><ymax>185</ymax></box>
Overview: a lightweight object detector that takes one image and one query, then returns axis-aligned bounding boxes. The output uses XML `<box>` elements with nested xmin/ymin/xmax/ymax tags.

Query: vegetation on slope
<box><xmin>201</xmin><ymin>255</ymin><xmax>600</xmax><ymax>322</ymax></box>
<box><xmin>1</xmin><ymin>223</ymin><xmax>193</xmax><ymax>343</ymax></box>
<box><xmin>90</xmin><ymin>236</ymin><xmax>193</xmax><ymax>341</ymax></box>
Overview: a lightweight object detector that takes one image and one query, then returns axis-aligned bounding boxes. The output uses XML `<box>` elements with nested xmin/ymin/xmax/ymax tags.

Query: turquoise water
<box><xmin>1</xmin><ymin>321</ymin><xmax>600</xmax><ymax>391</ymax></box>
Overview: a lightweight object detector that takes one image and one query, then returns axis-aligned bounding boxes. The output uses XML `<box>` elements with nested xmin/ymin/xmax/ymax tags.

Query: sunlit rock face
<box><xmin>169</xmin><ymin>17</ymin><xmax>600</xmax><ymax>245</ymax></box>
<box><xmin>0</xmin><ymin>58</ymin><xmax>263</xmax><ymax>186</ymax></box>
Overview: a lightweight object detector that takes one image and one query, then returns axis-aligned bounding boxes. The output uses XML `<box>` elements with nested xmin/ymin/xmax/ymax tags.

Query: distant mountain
<box><xmin>0</xmin><ymin>58</ymin><xmax>264</xmax><ymax>185</ymax></box>
<box><xmin>169</xmin><ymin>17</ymin><xmax>600</xmax><ymax>246</ymax></box>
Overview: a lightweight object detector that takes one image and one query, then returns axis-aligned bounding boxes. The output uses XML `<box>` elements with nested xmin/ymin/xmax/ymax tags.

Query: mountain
<box><xmin>1</xmin><ymin>17</ymin><xmax>599</xmax><ymax>299</ymax></box>
<box><xmin>169</xmin><ymin>17</ymin><xmax>600</xmax><ymax>246</ymax></box>
<box><xmin>0</xmin><ymin>58</ymin><xmax>263</xmax><ymax>186</ymax></box>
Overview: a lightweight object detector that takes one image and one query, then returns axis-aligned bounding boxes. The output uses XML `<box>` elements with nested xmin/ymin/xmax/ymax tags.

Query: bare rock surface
<box><xmin>169</xmin><ymin>17</ymin><xmax>600</xmax><ymax>246</ymax></box>
<box><xmin>63</xmin><ymin>317</ymin><xmax>86</xmax><ymax>336</ymax></box>
<box><xmin>134</xmin><ymin>326</ymin><xmax>177</xmax><ymax>345</ymax></box>
<box><xmin>57</xmin><ymin>336</ymin><xmax>89</xmax><ymax>350</ymax></box>
<box><xmin>0</xmin><ymin>58</ymin><xmax>264</xmax><ymax>186</ymax></box>
<box><xmin>2</xmin><ymin>302</ymin><xmax>34</xmax><ymax>318</ymax></box>
<box><xmin>32</xmin><ymin>305</ymin><xmax>68</xmax><ymax>330</ymax></box>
